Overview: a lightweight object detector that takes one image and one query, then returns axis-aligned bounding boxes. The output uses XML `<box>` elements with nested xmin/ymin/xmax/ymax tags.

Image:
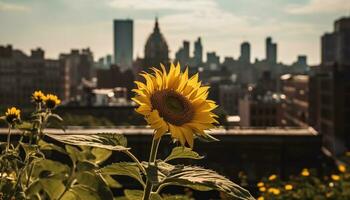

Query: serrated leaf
<box><xmin>70</xmin><ymin>185</ymin><xmax>103</xmax><ymax>200</ymax></box>
<box><xmin>124</xmin><ymin>190</ymin><xmax>162</xmax><ymax>200</ymax></box>
<box><xmin>162</xmin><ymin>195</ymin><xmax>192</xmax><ymax>200</ymax></box>
<box><xmin>76</xmin><ymin>171</ymin><xmax>114</xmax><ymax>199</ymax></box>
<box><xmin>159</xmin><ymin>165</ymin><xmax>254</xmax><ymax>200</ymax></box>
<box><xmin>31</xmin><ymin>159</ymin><xmax>70</xmax><ymax>179</ymax></box>
<box><xmin>100</xmin><ymin>162</ymin><xmax>145</xmax><ymax>186</ymax></box>
<box><xmin>165</xmin><ymin>147</ymin><xmax>204</xmax><ymax>162</ymax></box>
<box><xmin>100</xmin><ymin>174</ymin><xmax>122</xmax><ymax>188</ymax></box>
<box><xmin>47</xmin><ymin>133</ymin><xmax>129</xmax><ymax>151</ymax></box>
<box><xmin>38</xmin><ymin>139</ymin><xmax>66</xmax><ymax>154</ymax></box>
<box><xmin>40</xmin><ymin>178</ymin><xmax>66</xmax><ymax>200</ymax></box>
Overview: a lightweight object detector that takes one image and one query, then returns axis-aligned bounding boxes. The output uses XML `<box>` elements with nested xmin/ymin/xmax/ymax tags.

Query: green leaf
<box><xmin>165</xmin><ymin>147</ymin><xmax>204</xmax><ymax>162</ymax></box>
<box><xmin>124</xmin><ymin>190</ymin><xmax>162</xmax><ymax>200</ymax></box>
<box><xmin>159</xmin><ymin>164</ymin><xmax>254</xmax><ymax>200</ymax></box>
<box><xmin>58</xmin><ymin>191</ymin><xmax>77</xmax><ymax>200</ymax></box>
<box><xmin>91</xmin><ymin>147</ymin><xmax>112</xmax><ymax>164</ymax></box>
<box><xmin>40</xmin><ymin>178</ymin><xmax>66</xmax><ymax>200</ymax></box>
<box><xmin>70</xmin><ymin>185</ymin><xmax>103</xmax><ymax>200</ymax></box>
<box><xmin>47</xmin><ymin>133</ymin><xmax>129</xmax><ymax>151</ymax></box>
<box><xmin>38</xmin><ymin>139</ymin><xmax>66</xmax><ymax>154</ymax></box>
<box><xmin>20</xmin><ymin>142</ymin><xmax>37</xmax><ymax>157</ymax></box>
<box><xmin>48</xmin><ymin>113</ymin><xmax>63</xmax><ymax>121</ymax></box>
<box><xmin>196</xmin><ymin>132</ymin><xmax>219</xmax><ymax>143</ymax></box>
<box><xmin>31</xmin><ymin>159</ymin><xmax>70</xmax><ymax>179</ymax></box>
<box><xmin>100</xmin><ymin>162</ymin><xmax>145</xmax><ymax>186</ymax></box>
<box><xmin>76</xmin><ymin>171</ymin><xmax>114</xmax><ymax>199</ymax></box>
<box><xmin>100</xmin><ymin>174</ymin><xmax>122</xmax><ymax>188</ymax></box>
<box><xmin>15</xmin><ymin>121</ymin><xmax>35</xmax><ymax>131</ymax></box>
<box><xmin>162</xmin><ymin>195</ymin><xmax>192</xmax><ymax>200</ymax></box>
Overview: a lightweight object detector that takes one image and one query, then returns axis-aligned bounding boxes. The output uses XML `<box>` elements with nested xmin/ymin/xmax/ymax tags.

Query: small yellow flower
<box><xmin>338</xmin><ymin>164</ymin><xmax>346</xmax><ymax>173</ymax></box>
<box><xmin>257</xmin><ymin>196</ymin><xmax>264</xmax><ymax>200</ymax></box>
<box><xmin>268</xmin><ymin>174</ymin><xmax>277</xmax><ymax>181</ymax></box>
<box><xmin>5</xmin><ymin>107</ymin><xmax>21</xmax><ymax>124</ymax></box>
<box><xmin>268</xmin><ymin>188</ymin><xmax>280</xmax><ymax>195</ymax></box>
<box><xmin>32</xmin><ymin>90</ymin><xmax>46</xmax><ymax>103</ymax></box>
<box><xmin>331</xmin><ymin>174</ymin><xmax>340</xmax><ymax>181</ymax></box>
<box><xmin>259</xmin><ymin>187</ymin><xmax>266</xmax><ymax>192</ymax></box>
<box><xmin>44</xmin><ymin>94</ymin><xmax>61</xmax><ymax>109</ymax></box>
<box><xmin>285</xmin><ymin>184</ymin><xmax>293</xmax><ymax>190</ymax></box>
<box><xmin>257</xmin><ymin>182</ymin><xmax>264</xmax><ymax>187</ymax></box>
<box><xmin>301</xmin><ymin>168</ymin><xmax>310</xmax><ymax>177</ymax></box>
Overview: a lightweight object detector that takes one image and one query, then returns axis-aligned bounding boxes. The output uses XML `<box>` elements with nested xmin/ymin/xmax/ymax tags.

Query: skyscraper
<box><xmin>175</xmin><ymin>40</ymin><xmax>190</xmax><ymax>65</ymax></box>
<box><xmin>194</xmin><ymin>37</ymin><xmax>203</xmax><ymax>65</ymax></box>
<box><xmin>321</xmin><ymin>17</ymin><xmax>350</xmax><ymax>68</ymax></box>
<box><xmin>239</xmin><ymin>42</ymin><xmax>250</xmax><ymax>63</ymax></box>
<box><xmin>266</xmin><ymin>37</ymin><xmax>277</xmax><ymax>63</ymax></box>
<box><xmin>113</xmin><ymin>19</ymin><xmax>133</xmax><ymax>71</ymax></box>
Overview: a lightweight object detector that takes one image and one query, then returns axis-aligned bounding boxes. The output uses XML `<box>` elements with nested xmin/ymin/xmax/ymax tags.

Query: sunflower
<box><xmin>32</xmin><ymin>90</ymin><xmax>46</xmax><ymax>103</ymax></box>
<box><xmin>132</xmin><ymin>63</ymin><xmax>218</xmax><ymax>148</ymax></box>
<box><xmin>44</xmin><ymin>94</ymin><xmax>61</xmax><ymax>109</ymax></box>
<box><xmin>5</xmin><ymin>107</ymin><xmax>21</xmax><ymax>124</ymax></box>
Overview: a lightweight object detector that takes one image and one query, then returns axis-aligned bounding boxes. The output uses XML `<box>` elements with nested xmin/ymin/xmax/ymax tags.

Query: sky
<box><xmin>0</xmin><ymin>0</ymin><xmax>349</xmax><ymax>65</ymax></box>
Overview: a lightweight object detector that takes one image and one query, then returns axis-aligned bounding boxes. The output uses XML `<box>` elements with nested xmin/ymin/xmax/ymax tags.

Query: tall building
<box><xmin>175</xmin><ymin>40</ymin><xmax>190</xmax><ymax>66</ymax></box>
<box><xmin>113</xmin><ymin>19</ymin><xmax>133</xmax><ymax>71</ymax></box>
<box><xmin>193</xmin><ymin>37</ymin><xmax>203</xmax><ymax>65</ymax></box>
<box><xmin>315</xmin><ymin>16</ymin><xmax>350</xmax><ymax>155</ymax></box>
<box><xmin>206</xmin><ymin>52</ymin><xmax>220</xmax><ymax>70</ymax></box>
<box><xmin>59</xmin><ymin>48</ymin><xmax>94</xmax><ymax>100</ymax></box>
<box><xmin>239</xmin><ymin>42</ymin><xmax>250</xmax><ymax>63</ymax></box>
<box><xmin>266</xmin><ymin>37</ymin><xmax>277</xmax><ymax>63</ymax></box>
<box><xmin>321</xmin><ymin>17</ymin><xmax>350</xmax><ymax>68</ymax></box>
<box><xmin>144</xmin><ymin>18</ymin><xmax>169</xmax><ymax>69</ymax></box>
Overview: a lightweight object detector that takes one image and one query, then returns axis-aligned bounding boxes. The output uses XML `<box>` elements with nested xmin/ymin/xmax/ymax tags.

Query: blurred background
<box><xmin>0</xmin><ymin>0</ymin><xmax>350</xmax><ymax>197</ymax></box>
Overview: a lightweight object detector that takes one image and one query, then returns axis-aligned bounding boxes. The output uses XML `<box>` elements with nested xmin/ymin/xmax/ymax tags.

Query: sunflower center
<box><xmin>151</xmin><ymin>89</ymin><xmax>194</xmax><ymax>126</ymax></box>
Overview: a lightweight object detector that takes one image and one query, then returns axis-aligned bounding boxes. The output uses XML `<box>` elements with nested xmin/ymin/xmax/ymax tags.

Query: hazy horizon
<box><xmin>0</xmin><ymin>0</ymin><xmax>349</xmax><ymax>65</ymax></box>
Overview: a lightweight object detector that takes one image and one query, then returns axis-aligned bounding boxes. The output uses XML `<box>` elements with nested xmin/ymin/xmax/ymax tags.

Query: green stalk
<box><xmin>6</xmin><ymin>126</ymin><xmax>11</xmax><ymax>152</ymax></box>
<box><xmin>142</xmin><ymin>137</ymin><xmax>161</xmax><ymax>200</ymax></box>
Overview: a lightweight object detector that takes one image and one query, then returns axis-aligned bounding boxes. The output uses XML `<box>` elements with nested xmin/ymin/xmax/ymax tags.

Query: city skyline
<box><xmin>0</xmin><ymin>0</ymin><xmax>349</xmax><ymax>65</ymax></box>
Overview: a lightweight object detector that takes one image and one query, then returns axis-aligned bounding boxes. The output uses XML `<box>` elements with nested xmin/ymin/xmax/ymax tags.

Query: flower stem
<box><xmin>6</xmin><ymin>126</ymin><xmax>11</xmax><ymax>152</ymax></box>
<box><xmin>142</xmin><ymin>137</ymin><xmax>161</xmax><ymax>200</ymax></box>
<box><xmin>124</xmin><ymin>150</ymin><xmax>146</xmax><ymax>175</ymax></box>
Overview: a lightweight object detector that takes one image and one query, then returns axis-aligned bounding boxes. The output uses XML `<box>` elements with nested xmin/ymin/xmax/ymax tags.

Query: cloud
<box><xmin>108</xmin><ymin>0</ymin><xmax>215</xmax><ymax>11</ymax></box>
<box><xmin>0</xmin><ymin>2</ymin><xmax>31</xmax><ymax>12</ymax></box>
<box><xmin>286</xmin><ymin>0</ymin><xmax>350</xmax><ymax>14</ymax></box>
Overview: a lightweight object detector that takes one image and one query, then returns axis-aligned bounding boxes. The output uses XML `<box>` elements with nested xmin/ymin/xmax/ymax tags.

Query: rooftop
<box><xmin>0</xmin><ymin>126</ymin><xmax>318</xmax><ymax>136</ymax></box>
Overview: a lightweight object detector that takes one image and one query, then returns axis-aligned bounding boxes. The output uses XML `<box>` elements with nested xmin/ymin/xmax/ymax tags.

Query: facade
<box><xmin>59</xmin><ymin>48</ymin><xmax>94</xmax><ymax>100</ymax></box>
<box><xmin>144</xmin><ymin>18</ymin><xmax>169</xmax><ymax>70</ymax></box>
<box><xmin>0</xmin><ymin>45</ymin><xmax>68</xmax><ymax>107</ymax></box>
<box><xmin>239</xmin><ymin>42</ymin><xmax>251</xmax><ymax>64</ymax></box>
<box><xmin>280</xmin><ymin>74</ymin><xmax>312</xmax><ymax>127</ymax></box>
<box><xmin>113</xmin><ymin>19</ymin><xmax>133</xmax><ymax>71</ymax></box>
<box><xmin>219</xmin><ymin>84</ymin><xmax>241</xmax><ymax>115</ymax></box>
<box><xmin>239</xmin><ymin>92</ymin><xmax>283</xmax><ymax>127</ymax></box>
<box><xmin>266</xmin><ymin>37</ymin><xmax>277</xmax><ymax>63</ymax></box>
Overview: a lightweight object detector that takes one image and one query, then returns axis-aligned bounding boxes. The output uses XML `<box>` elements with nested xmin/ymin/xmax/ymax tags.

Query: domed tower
<box><xmin>144</xmin><ymin>18</ymin><xmax>169</xmax><ymax>69</ymax></box>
